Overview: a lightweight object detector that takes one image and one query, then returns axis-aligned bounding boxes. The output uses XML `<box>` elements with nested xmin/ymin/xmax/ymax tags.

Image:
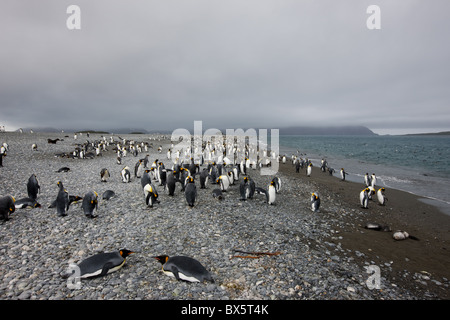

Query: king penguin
<box><xmin>81</xmin><ymin>191</ymin><xmax>98</xmax><ymax>218</ymax></box>
<box><xmin>121</xmin><ymin>166</ymin><xmax>131</xmax><ymax>183</ymax></box>
<box><xmin>144</xmin><ymin>183</ymin><xmax>159</xmax><ymax>208</ymax></box>
<box><xmin>377</xmin><ymin>187</ymin><xmax>387</xmax><ymax>206</ymax></box>
<box><xmin>360</xmin><ymin>188</ymin><xmax>370</xmax><ymax>209</ymax></box>
<box><xmin>271</xmin><ymin>177</ymin><xmax>281</xmax><ymax>193</ymax></box>
<box><xmin>153</xmin><ymin>255</ymin><xmax>214</xmax><ymax>283</ymax></box>
<box><xmin>199</xmin><ymin>168</ymin><xmax>210</xmax><ymax>189</ymax></box>
<box><xmin>100</xmin><ymin>168</ymin><xmax>110</xmax><ymax>182</ymax></box>
<box><xmin>239</xmin><ymin>177</ymin><xmax>251</xmax><ymax>201</ymax></box>
<box><xmin>72</xmin><ymin>249</ymin><xmax>134</xmax><ymax>279</ymax></box>
<box><xmin>27</xmin><ymin>174</ymin><xmax>40</xmax><ymax>200</ymax></box>
<box><xmin>0</xmin><ymin>195</ymin><xmax>15</xmax><ymax>221</ymax></box>
<box><xmin>55</xmin><ymin>181</ymin><xmax>70</xmax><ymax>216</ymax></box>
<box><xmin>340</xmin><ymin>168</ymin><xmax>348</xmax><ymax>181</ymax></box>
<box><xmin>307</xmin><ymin>163</ymin><xmax>312</xmax><ymax>177</ymax></box>
<box><xmin>311</xmin><ymin>193</ymin><xmax>321</xmax><ymax>212</ymax></box>
<box><xmin>217</xmin><ymin>175</ymin><xmax>230</xmax><ymax>192</ymax></box>
<box><xmin>185</xmin><ymin>176</ymin><xmax>197</xmax><ymax>207</ymax></box>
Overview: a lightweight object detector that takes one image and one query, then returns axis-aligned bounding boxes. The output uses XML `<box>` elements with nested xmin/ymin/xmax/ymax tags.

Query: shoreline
<box><xmin>276</xmin><ymin>162</ymin><xmax>450</xmax><ymax>298</ymax></box>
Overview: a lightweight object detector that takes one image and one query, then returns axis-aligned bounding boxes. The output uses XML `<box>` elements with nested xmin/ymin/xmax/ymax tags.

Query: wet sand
<box><xmin>278</xmin><ymin>163</ymin><xmax>450</xmax><ymax>299</ymax></box>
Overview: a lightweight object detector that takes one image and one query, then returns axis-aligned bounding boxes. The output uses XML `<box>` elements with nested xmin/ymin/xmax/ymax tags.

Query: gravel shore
<box><xmin>1</xmin><ymin>132</ymin><xmax>449</xmax><ymax>301</ymax></box>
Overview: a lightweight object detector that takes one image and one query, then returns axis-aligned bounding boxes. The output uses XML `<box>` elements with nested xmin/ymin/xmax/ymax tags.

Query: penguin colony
<box><xmin>1</xmin><ymin>133</ymin><xmax>416</xmax><ymax>288</ymax></box>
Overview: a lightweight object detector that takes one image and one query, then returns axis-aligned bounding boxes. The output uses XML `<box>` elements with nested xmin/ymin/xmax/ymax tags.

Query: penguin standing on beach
<box><xmin>311</xmin><ymin>193</ymin><xmax>321</xmax><ymax>212</ymax></box>
<box><xmin>271</xmin><ymin>177</ymin><xmax>281</xmax><ymax>193</ymax></box>
<box><xmin>377</xmin><ymin>187</ymin><xmax>387</xmax><ymax>206</ymax></box>
<box><xmin>185</xmin><ymin>176</ymin><xmax>197</xmax><ymax>207</ymax></box>
<box><xmin>307</xmin><ymin>163</ymin><xmax>312</xmax><ymax>177</ymax></box>
<box><xmin>27</xmin><ymin>174</ymin><xmax>40</xmax><ymax>200</ymax></box>
<box><xmin>68</xmin><ymin>249</ymin><xmax>134</xmax><ymax>279</ymax></box>
<box><xmin>55</xmin><ymin>181</ymin><xmax>70</xmax><ymax>216</ymax></box>
<box><xmin>340</xmin><ymin>168</ymin><xmax>349</xmax><ymax>181</ymax></box>
<box><xmin>166</xmin><ymin>170</ymin><xmax>177</xmax><ymax>196</ymax></box>
<box><xmin>121</xmin><ymin>166</ymin><xmax>131</xmax><ymax>183</ymax></box>
<box><xmin>144</xmin><ymin>183</ymin><xmax>159</xmax><ymax>208</ymax></box>
<box><xmin>81</xmin><ymin>191</ymin><xmax>98</xmax><ymax>218</ymax></box>
<box><xmin>371</xmin><ymin>173</ymin><xmax>377</xmax><ymax>187</ymax></box>
<box><xmin>152</xmin><ymin>255</ymin><xmax>214</xmax><ymax>283</ymax></box>
<box><xmin>0</xmin><ymin>152</ymin><xmax>5</xmax><ymax>167</ymax></box>
<box><xmin>217</xmin><ymin>175</ymin><xmax>230</xmax><ymax>192</ymax></box>
<box><xmin>360</xmin><ymin>188</ymin><xmax>370</xmax><ymax>209</ymax></box>
<box><xmin>135</xmin><ymin>160</ymin><xmax>144</xmax><ymax>178</ymax></box>
<box><xmin>239</xmin><ymin>177</ymin><xmax>251</xmax><ymax>201</ymax></box>
<box><xmin>100</xmin><ymin>168</ymin><xmax>110</xmax><ymax>182</ymax></box>
<box><xmin>364</xmin><ymin>173</ymin><xmax>372</xmax><ymax>187</ymax></box>
<box><xmin>199</xmin><ymin>168</ymin><xmax>210</xmax><ymax>189</ymax></box>
<box><xmin>0</xmin><ymin>195</ymin><xmax>15</xmax><ymax>221</ymax></box>
<box><xmin>255</xmin><ymin>181</ymin><xmax>276</xmax><ymax>205</ymax></box>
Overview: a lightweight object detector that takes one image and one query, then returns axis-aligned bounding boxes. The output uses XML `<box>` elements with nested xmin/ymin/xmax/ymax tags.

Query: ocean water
<box><xmin>277</xmin><ymin>135</ymin><xmax>450</xmax><ymax>214</ymax></box>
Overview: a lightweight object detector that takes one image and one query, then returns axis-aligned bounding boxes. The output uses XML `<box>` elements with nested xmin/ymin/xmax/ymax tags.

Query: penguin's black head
<box><xmin>119</xmin><ymin>249</ymin><xmax>134</xmax><ymax>258</ymax></box>
<box><xmin>153</xmin><ymin>255</ymin><xmax>169</xmax><ymax>265</ymax></box>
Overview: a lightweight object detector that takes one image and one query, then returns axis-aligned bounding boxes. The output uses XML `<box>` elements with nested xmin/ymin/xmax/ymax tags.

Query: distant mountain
<box><xmin>279</xmin><ymin>125</ymin><xmax>377</xmax><ymax>136</ymax></box>
<box><xmin>15</xmin><ymin>127</ymin><xmax>172</xmax><ymax>134</ymax></box>
<box><xmin>403</xmin><ymin>131</ymin><xmax>450</xmax><ymax>136</ymax></box>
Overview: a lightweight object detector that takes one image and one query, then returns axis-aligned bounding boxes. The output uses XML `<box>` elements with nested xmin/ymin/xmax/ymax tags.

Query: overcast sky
<box><xmin>1</xmin><ymin>0</ymin><xmax>449</xmax><ymax>135</ymax></box>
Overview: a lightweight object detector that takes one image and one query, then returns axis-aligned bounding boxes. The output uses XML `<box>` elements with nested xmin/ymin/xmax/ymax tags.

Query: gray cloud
<box><xmin>1</xmin><ymin>0</ymin><xmax>449</xmax><ymax>134</ymax></box>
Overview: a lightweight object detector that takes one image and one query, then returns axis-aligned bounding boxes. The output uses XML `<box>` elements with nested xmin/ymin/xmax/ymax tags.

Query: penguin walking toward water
<box><xmin>340</xmin><ymin>168</ymin><xmax>348</xmax><ymax>181</ymax></box>
<box><xmin>153</xmin><ymin>255</ymin><xmax>214</xmax><ymax>283</ymax></box>
<box><xmin>364</xmin><ymin>173</ymin><xmax>372</xmax><ymax>187</ymax></box>
<box><xmin>100</xmin><ymin>168</ymin><xmax>110</xmax><ymax>182</ymax></box>
<box><xmin>377</xmin><ymin>187</ymin><xmax>387</xmax><ymax>205</ymax></box>
<box><xmin>27</xmin><ymin>174</ymin><xmax>40</xmax><ymax>200</ymax></box>
<box><xmin>307</xmin><ymin>163</ymin><xmax>312</xmax><ymax>177</ymax></box>
<box><xmin>360</xmin><ymin>188</ymin><xmax>370</xmax><ymax>209</ymax></box>
<box><xmin>371</xmin><ymin>173</ymin><xmax>377</xmax><ymax>187</ymax></box>
<box><xmin>82</xmin><ymin>191</ymin><xmax>98</xmax><ymax>218</ymax></box>
<box><xmin>121</xmin><ymin>166</ymin><xmax>131</xmax><ymax>183</ymax></box>
<box><xmin>55</xmin><ymin>181</ymin><xmax>70</xmax><ymax>216</ymax></box>
<box><xmin>0</xmin><ymin>195</ymin><xmax>15</xmax><ymax>221</ymax></box>
<box><xmin>311</xmin><ymin>193</ymin><xmax>321</xmax><ymax>212</ymax></box>
<box><xmin>144</xmin><ymin>183</ymin><xmax>159</xmax><ymax>208</ymax></box>
<box><xmin>185</xmin><ymin>176</ymin><xmax>197</xmax><ymax>207</ymax></box>
<box><xmin>67</xmin><ymin>249</ymin><xmax>134</xmax><ymax>279</ymax></box>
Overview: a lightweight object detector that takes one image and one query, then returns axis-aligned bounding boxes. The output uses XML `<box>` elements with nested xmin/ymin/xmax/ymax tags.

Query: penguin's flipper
<box><xmin>100</xmin><ymin>262</ymin><xmax>114</xmax><ymax>276</ymax></box>
<box><xmin>170</xmin><ymin>266</ymin><xmax>181</xmax><ymax>281</ymax></box>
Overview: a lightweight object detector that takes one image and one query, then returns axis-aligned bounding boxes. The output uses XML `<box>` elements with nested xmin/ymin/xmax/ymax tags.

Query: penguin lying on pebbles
<box><xmin>212</xmin><ymin>188</ymin><xmax>223</xmax><ymax>200</ymax></box>
<box><xmin>152</xmin><ymin>255</ymin><xmax>214</xmax><ymax>283</ymax></box>
<box><xmin>0</xmin><ymin>195</ymin><xmax>15</xmax><ymax>221</ymax></box>
<box><xmin>102</xmin><ymin>190</ymin><xmax>116</xmax><ymax>200</ymax></box>
<box><xmin>14</xmin><ymin>197</ymin><xmax>41</xmax><ymax>209</ymax></box>
<box><xmin>66</xmin><ymin>249</ymin><xmax>134</xmax><ymax>279</ymax></box>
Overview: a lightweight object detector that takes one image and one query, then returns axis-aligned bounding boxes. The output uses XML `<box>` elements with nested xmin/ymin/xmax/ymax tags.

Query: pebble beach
<box><xmin>1</xmin><ymin>131</ymin><xmax>449</xmax><ymax>301</ymax></box>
